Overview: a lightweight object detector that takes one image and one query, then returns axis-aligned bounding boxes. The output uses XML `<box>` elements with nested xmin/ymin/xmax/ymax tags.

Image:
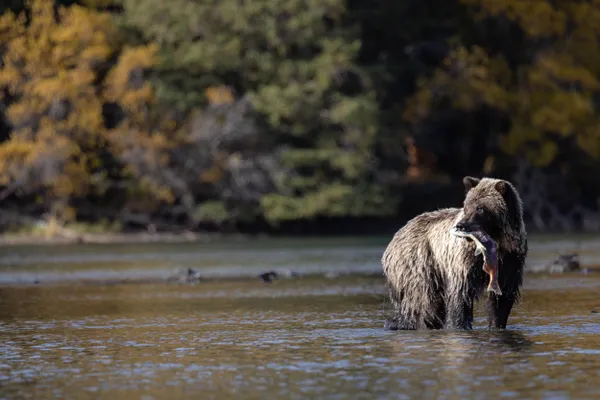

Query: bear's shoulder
<box><xmin>410</xmin><ymin>207</ymin><xmax>461</xmax><ymax>224</ymax></box>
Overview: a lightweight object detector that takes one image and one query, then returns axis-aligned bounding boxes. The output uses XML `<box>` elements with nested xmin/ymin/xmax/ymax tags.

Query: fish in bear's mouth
<box><xmin>450</xmin><ymin>227</ymin><xmax>502</xmax><ymax>296</ymax></box>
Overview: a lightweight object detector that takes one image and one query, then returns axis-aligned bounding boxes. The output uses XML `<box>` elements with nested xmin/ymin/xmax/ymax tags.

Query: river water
<box><xmin>1</xmin><ymin>235</ymin><xmax>600</xmax><ymax>399</ymax></box>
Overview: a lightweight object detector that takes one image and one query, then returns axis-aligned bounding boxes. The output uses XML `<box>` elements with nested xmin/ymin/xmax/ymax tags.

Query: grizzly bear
<box><xmin>381</xmin><ymin>176</ymin><xmax>527</xmax><ymax>330</ymax></box>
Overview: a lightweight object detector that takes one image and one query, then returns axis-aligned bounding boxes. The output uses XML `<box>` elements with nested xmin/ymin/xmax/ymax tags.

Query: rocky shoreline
<box><xmin>1</xmin><ymin>231</ymin><xmax>599</xmax><ymax>288</ymax></box>
<box><xmin>0</xmin><ymin>266</ymin><xmax>384</xmax><ymax>287</ymax></box>
<box><xmin>0</xmin><ymin>261</ymin><xmax>598</xmax><ymax>288</ymax></box>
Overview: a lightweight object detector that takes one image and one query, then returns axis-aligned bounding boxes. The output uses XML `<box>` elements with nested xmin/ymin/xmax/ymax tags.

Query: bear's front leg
<box><xmin>486</xmin><ymin>252</ymin><xmax>524</xmax><ymax>329</ymax></box>
<box><xmin>486</xmin><ymin>291</ymin><xmax>517</xmax><ymax>329</ymax></box>
<box><xmin>445</xmin><ymin>293</ymin><xmax>474</xmax><ymax>330</ymax></box>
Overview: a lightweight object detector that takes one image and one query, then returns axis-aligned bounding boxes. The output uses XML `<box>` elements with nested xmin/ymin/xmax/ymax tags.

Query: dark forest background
<box><xmin>1</xmin><ymin>0</ymin><xmax>600</xmax><ymax>237</ymax></box>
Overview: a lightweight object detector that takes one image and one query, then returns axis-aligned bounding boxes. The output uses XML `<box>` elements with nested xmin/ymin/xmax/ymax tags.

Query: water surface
<box><xmin>1</xmin><ymin>236</ymin><xmax>599</xmax><ymax>399</ymax></box>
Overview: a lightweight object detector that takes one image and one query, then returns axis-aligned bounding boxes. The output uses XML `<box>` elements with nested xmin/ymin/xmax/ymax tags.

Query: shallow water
<box><xmin>1</xmin><ymin>236</ymin><xmax>600</xmax><ymax>399</ymax></box>
<box><xmin>0</xmin><ymin>234</ymin><xmax>599</xmax><ymax>284</ymax></box>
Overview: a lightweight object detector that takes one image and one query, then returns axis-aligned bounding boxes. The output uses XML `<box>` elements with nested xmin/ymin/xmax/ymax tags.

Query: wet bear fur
<box><xmin>381</xmin><ymin>177</ymin><xmax>527</xmax><ymax>330</ymax></box>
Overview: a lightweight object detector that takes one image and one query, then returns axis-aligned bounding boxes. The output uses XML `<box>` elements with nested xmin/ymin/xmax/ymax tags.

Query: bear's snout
<box><xmin>454</xmin><ymin>221</ymin><xmax>468</xmax><ymax>232</ymax></box>
<box><xmin>454</xmin><ymin>220</ymin><xmax>478</xmax><ymax>233</ymax></box>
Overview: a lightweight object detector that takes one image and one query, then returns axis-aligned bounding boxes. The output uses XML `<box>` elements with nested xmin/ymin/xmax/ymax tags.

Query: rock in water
<box><xmin>527</xmin><ymin>253</ymin><xmax>581</xmax><ymax>274</ymax></box>
<box><xmin>259</xmin><ymin>271</ymin><xmax>278</xmax><ymax>283</ymax></box>
<box><xmin>546</xmin><ymin>254</ymin><xmax>580</xmax><ymax>273</ymax></box>
<box><xmin>176</xmin><ymin>267</ymin><xmax>202</xmax><ymax>284</ymax></box>
<box><xmin>450</xmin><ymin>228</ymin><xmax>502</xmax><ymax>295</ymax></box>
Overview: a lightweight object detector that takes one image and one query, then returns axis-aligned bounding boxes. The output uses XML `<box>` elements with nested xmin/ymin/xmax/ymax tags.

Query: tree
<box><xmin>0</xmin><ymin>0</ymin><xmax>159</xmax><ymax>223</ymax></box>
<box><xmin>118</xmin><ymin>0</ymin><xmax>397</xmax><ymax>224</ymax></box>
<box><xmin>406</xmin><ymin>0</ymin><xmax>600</xmax><ymax>169</ymax></box>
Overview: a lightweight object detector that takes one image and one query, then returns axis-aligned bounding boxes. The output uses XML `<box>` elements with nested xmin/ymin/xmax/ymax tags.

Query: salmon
<box><xmin>450</xmin><ymin>228</ymin><xmax>502</xmax><ymax>295</ymax></box>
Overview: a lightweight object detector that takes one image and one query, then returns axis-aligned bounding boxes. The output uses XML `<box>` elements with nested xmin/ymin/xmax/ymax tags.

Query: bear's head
<box><xmin>453</xmin><ymin>176</ymin><xmax>526</xmax><ymax>253</ymax></box>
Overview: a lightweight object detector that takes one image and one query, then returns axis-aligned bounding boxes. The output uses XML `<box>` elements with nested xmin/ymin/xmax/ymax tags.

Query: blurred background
<box><xmin>1</xmin><ymin>2</ymin><xmax>600</xmax><ymax>399</ymax></box>
<box><xmin>2</xmin><ymin>0</ymin><xmax>600</xmax><ymax>240</ymax></box>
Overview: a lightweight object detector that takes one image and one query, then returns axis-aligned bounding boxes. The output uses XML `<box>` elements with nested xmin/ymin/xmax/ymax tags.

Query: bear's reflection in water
<box><xmin>384</xmin><ymin>329</ymin><xmax>534</xmax><ymax>396</ymax></box>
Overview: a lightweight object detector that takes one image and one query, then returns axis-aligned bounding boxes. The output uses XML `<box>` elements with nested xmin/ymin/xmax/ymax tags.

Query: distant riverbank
<box><xmin>0</xmin><ymin>230</ymin><xmax>258</xmax><ymax>247</ymax></box>
<box><xmin>0</xmin><ymin>234</ymin><xmax>599</xmax><ymax>288</ymax></box>
<box><xmin>2</xmin><ymin>219</ymin><xmax>600</xmax><ymax>248</ymax></box>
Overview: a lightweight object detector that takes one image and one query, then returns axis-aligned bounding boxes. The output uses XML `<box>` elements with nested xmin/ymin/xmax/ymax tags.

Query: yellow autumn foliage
<box><xmin>81</xmin><ymin>0</ymin><xmax>120</xmax><ymax>7</ymax></box>
<box><xmin>463</xmin><ymin>0</ymin><xmax>567</xmax><ymax>37</ymax></box>
<box><xmin>205</xmin><ymin>86</ymin><xmax>235</xmax><ymax>106</ymax></box>
<box><xmin>403</xmin><ymin>46</ymin><xmax>510</xmax><ymax>123</ymax></box>
<box><xmin>407</xmin><ymin>0</ymin><xmax>600</xmax><ymax>166</ymax></box>
<box><xmin>0</xmin><ymin>0</ymin><xmax>164</xmax><ymax>220</ymax></box>
<box><xmin>104</xmin><ymin>44</ymin><xmax>160</xmax><ymax>116</ymax></box>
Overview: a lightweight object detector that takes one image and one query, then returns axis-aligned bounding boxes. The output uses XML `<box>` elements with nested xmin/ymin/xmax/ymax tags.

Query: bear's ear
<box><xmin>463</xmin><ymin>176</ymin><xmax>480</xmax><ymax>193</ymax></box>
<box><xmin>495</xmin><ymin>180</ymin><xmax>506</xmax><ymax>195</ymax></box>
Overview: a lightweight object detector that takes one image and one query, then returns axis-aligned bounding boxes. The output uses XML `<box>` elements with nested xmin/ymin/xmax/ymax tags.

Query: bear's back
<box><xmin>397</xmin><ymin>207</ymin><xmax>462</xmax><ymax>238</ymax></box>
<box><xmin>383</xmin><ymin>206</ymin><xmax>476</xmax><ymax>276</ymax></box>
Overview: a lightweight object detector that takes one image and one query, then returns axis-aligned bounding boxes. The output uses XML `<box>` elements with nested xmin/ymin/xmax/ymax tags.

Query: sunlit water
<box><xmin>1</xmin><ymin>236</ymin><xmax>600</xmax><ymax>399</ymax></box>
